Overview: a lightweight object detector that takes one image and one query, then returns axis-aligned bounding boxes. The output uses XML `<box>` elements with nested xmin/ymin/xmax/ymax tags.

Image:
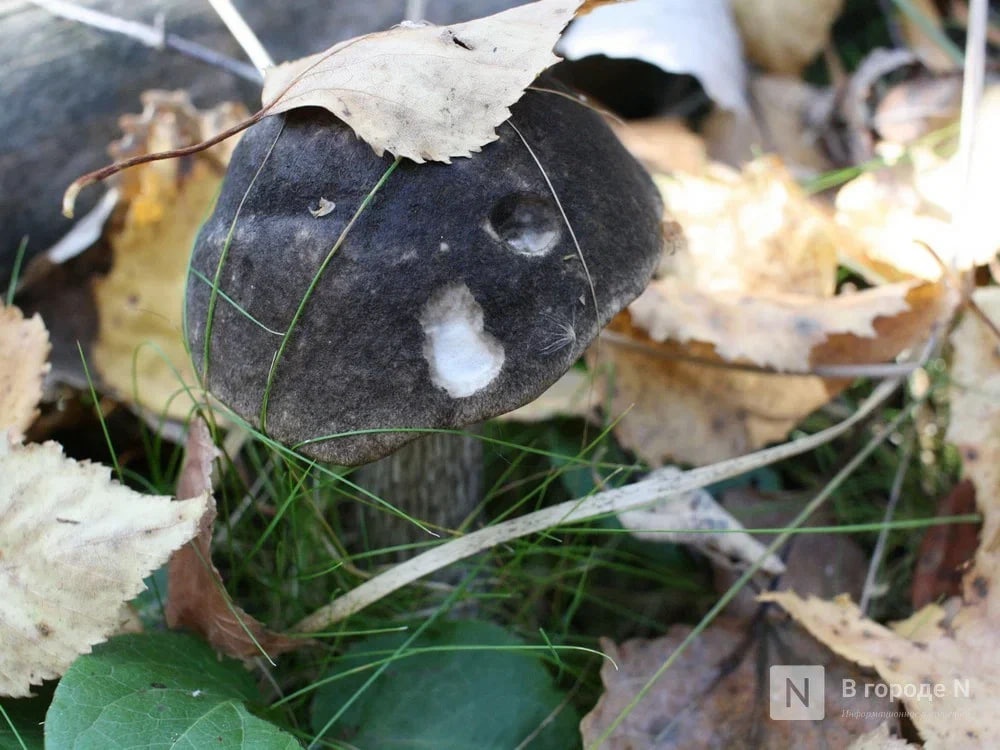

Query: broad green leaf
<box><xmin>310</xmin><ymin>620</ymin><xmax>579</xmax><ymax>749</ymax></box>
<box><xmin>45</xmin><ymin>633</ymin><xmax>299</xmax><ymax>749</ymax></box>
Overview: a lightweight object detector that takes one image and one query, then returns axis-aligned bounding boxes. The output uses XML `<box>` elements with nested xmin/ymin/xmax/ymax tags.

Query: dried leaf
<box><xmin>165</xmin><ymin>420</ymin><xmax>302</xmax><ymax>659</ymax></box>
<box><xmin>837</xmin><ymin>85</ymin><xmax>1000</xmax><ymax>282</ymax></box>
<box><xmin>610</xmin><ymin>117</ymin><xmax>708</xmax><ymax>175</ymax></box>
<box><xmin>558</xmin><ymin>0</ymin><xmax>748</xmax><ymax>113</ymax></box>
<box><xmin>591</xmin><ymin>156</ymin><xmax>948</xmax><ymax>465</ymax></box>
<box><xmin>580</xmin><ymin>618</ymin><xmax>895</xmax><ymax>749</ymax></box>
<box><xmin>618</xmin><ymin>468</ymin><xmax>784</xmax><ymax>573</ymax></box>
<box><xmin>730</xmin><ymin>0</ymin><xmax>844</xmax><ymax>75</ymax></box>
<box><xmin>261</xmin><ymin>0</ymin><xmax>581</xmax><ymax>163</ymax></box>
<box><xmin>657</xmin><ymin>157</ymin><xmax>841</xmax><ymax>297</ymax></box>
<box><xmin>0</xmin><ymin>437</ymin><xmax>207</xmax><ymax>697</ymax></box>
<box><xmin>759</xmin><ymin>290</ymin><xmax>1000</xmax><ymax>748</ymax></box>
<box><xmin>629</xmin><ymin>278</ymin><xmax>928</xmax><ymax>372</ymax></box>
<box><xmin>0</xmin><ymin>305</ymin><xmax>50</xmax><ymax>440</ymax></box>
<box><xmin>911</xmin><ymin>479</ymin><xmax>979</xmax><ymax>609</ymax></box>
<box><xmin>93</xmin><ymin>92</ymin><xmax>246</xmax><ymax>421</ymax></box>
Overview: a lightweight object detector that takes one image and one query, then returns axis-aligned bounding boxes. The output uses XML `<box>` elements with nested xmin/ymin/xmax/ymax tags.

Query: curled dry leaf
<box><xmin>261</xmin><ymin>0</ymin><xmax>581</xmax><ymax>163</ymax></box>
<box><xmin>610</xmin><ymin>117</ymin><xmax>708</xmax><ymax>176</ymax></box>
<box><xmin>837</xmin><ymin>85</ymin><xmax>1000</xmax><ymax>282</ymax></box>
<box><xmin>558</xmin><ymin>0</ymin><xmax>748</xmax><ymax>113</ymax></box>
<box><xmin>730</xmin><ymin>0</ymin><xmax>844</xmax><ymax>75</ymax></box>
<box><xmin>591</xmin><ymin>157</ymin><xmax>949</xmax><ymax>466</ymax></box>
<box><xmin>580</xmin><ymin>617</ymin><xmax>895</xmax><ymax>749</ymax></box>
<box><xmin>761</xmin><ymin>290</ymin><xmax>1000</xmax><ymax>749</ymax></box>
<box><xmin>166</xmin><ymin>419</ymin><xmax>302</xmax><ymax>659</ymax></box>
<box><xmin>93</xmin><ymin>91</ymin><xmax>246</xmax><ymax>422</ymax></box>
<box><xmin>617</xmin><ymin>468</ymin><xmax>784</xmax><ymax>573</ymax></box>
<box><xmin>0</xmin><ymin>304</ymin><xmax>50</xmax><ymax>440</ymax></box>
<box><xmin>0</xmin><ymin>437</ymin><xmax>208</xmax><ymax>697</ymax></box>
<box><xmin>657</xmin><ymin>158</ymin><xmax>839</xmax><ymax>297</ymax></box>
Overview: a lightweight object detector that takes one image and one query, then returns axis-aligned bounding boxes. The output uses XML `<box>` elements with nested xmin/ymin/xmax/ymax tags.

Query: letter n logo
<box><xmin>769</xmin><ymin>666</ymin><xmax>825</xmax><ymax>720</ymax></box>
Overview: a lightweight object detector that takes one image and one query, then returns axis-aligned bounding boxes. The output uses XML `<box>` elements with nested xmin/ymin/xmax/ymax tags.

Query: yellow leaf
<box><xmin>0</xmin><ymin>305</ymin><xmax>50</xmax><ymax>440</ymax></box>
<box><xmin>0</xmin><ymin>437</ymin><xmax>207</xmax><ymax>697</ymax></box>
<box><xmin>591</xmin><ymin>157</ymin><xmax>949</xmax><ymax>465</ymax></box>
<box><xmin>93</xmin><ymin>92</ymin><xmax>246</xmax><ymax>421</ymax></box>
<box><xmin>261</xmin><ymin>0</ymin><xmax>582</xmax><ymax>163</ymax></box>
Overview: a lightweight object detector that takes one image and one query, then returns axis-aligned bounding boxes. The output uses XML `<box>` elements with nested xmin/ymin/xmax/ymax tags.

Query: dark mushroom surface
<box><xmin>185</xmin><ymin>78</ymin><xmax>663</xmax><ymax>465</ymax></box>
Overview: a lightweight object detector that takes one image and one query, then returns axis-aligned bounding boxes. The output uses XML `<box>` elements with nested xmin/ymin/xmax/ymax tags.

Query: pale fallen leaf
<box><xmin>558</xmin><ymin>0</ymin><xmax>748</xmax><ymax>113</ymax></box>
<box><xmin>0</xmin><ymin>305</ymin><xmax>50</xmax><ymax>441</ymax></box>
<box><xmin>0</xmin><ymin>437</ymin><xmax>208</xmax><ymax>697</ymax></box>
<box><xmin>262</xmin><ymin>0</ymin><xmax>581</xmax><ymax>163</ymax></box>
<box><xmin>628</xmin><ymin>278</ymin><xmax>927</xmax><ymax>372</ymax></box>
<box><xmin>591</xmin><ymin>156</ymin><xmax>948</xmax><ymax>465</ymax></box>
<box><xmin>618</xmin><ymin>467</ymin><xmax>784</xmax><ymax>574</ymax></box>
<box><xmin>610</xmin><ymin>117</ymin><xmax>708</xmax><ymax>176</ymax></box>
<box><xmin>760</xmin><ymin>290</ymin><xmax>1000</xmax><ymax>749</ymax></box>
<box><xmin>93</xmin><ymin>91</ymin><xmax>246</xmax><ymax>422</ymax></box>
<box><xmin>165</xmin><ymin>419</ymin><xmax>302</xmax><ymax>659</ymax></box>
<box><xmin>579</xmin><ymin>617</ymin><xmax>895</xmax><ymax>749</ymax></box>
<box><xmin>730</xmin><ymin>0</ymin><xmax>844</xmax><ymax>75</ymax></box>
<box><xmin>656</xmin><ymin>157</ymin><xmax>841</xmax><ymax>297</ymax></box>
<box><xmin>837</xmin><ymin>86</ymin><xmax>1000</xmax><ymax>282</ymax></box>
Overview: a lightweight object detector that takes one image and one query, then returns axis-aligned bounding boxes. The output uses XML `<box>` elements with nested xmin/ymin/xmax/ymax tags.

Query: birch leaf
<box><xmin>0</xmin><ymin>438</ymin><xmax>208</xmax><ymax>697</ymax></box>
<box><xmin>261</xmin><ymin>0</ymin><xmax>582</xmax><ymax>163</ymax></box>
<box><xmin>0</xmin><ymin>305</ymin><xmax>50</xmax><ymax>441</ymax></box>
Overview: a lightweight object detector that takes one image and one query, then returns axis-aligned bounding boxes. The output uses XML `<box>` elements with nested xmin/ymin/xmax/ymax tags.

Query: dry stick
<box><xmin>206</xmin><ymin>0</ymin><xmax>274</xmax><ymax>71</ymax></box>
<box><xmin>954</xmin><ymin>0</ymin><xmax>988</xmax><ymax>271</ymax></box>
<box><xmin>860</xmin><ymin>431</ymin><xmax>915</xmax><ymax>614</ymax></box>
<box><xmin>27</xmin><ymin>0</ymin><xmax>260</xmax><ymax>83</ymax></box>
<box><xmin>62</xmin><ymin>111</ymin><xmax>266</xmax><ymax>217</ymax></box>
<box><xmin>293</xmin><ymin>376</ymin><xmax>904</xmax><ymax>632</ymax></box>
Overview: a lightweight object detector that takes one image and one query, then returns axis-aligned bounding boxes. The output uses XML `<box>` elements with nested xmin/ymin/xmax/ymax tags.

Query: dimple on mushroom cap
<box><xmin>185</xmin><ymin>79</ymin><xmax>663</xmax><ymax>465</ymax></box>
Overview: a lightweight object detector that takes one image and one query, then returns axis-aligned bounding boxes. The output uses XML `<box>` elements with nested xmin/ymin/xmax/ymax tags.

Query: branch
<box><xmin>293</xmin><ymin>376</ymin><xmax>904</xmax><ymax>632</ymax></box>
<box><xmin>27</xmin><ymin>0</ymin><xmax>260</xmax><ymax>83</ymax></box>
<box><xmin>206</xmin><ymin>0</ymin><xmax>274</xmax><ymax>71</ymax></box>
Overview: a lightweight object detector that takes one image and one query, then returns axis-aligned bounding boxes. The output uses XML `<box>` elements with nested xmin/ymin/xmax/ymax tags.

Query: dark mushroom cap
<box><xmin>185</xmin><ymin>78</ymin><xmax>663</xmax><ymax>465</ymax></box>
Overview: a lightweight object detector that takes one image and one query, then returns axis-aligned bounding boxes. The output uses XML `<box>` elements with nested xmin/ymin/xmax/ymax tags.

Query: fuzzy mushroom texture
<box><xmin>185</xmin><ymin>78</ymin><xmax>663</xmax><ymax>466</ymax></box>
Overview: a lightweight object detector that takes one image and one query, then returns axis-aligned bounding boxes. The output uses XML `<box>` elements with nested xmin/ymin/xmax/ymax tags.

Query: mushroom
<box><xmin>185</xmin><ymin>77</ymin><xmax>663</xmax><ymax>548</ymax></box>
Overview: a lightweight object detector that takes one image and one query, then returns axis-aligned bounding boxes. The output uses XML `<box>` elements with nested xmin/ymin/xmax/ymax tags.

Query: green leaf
<box><xmin>310</xmin><ymin>620</ymin><xmax>579</xmax><ymax>749</ymax></box>
<box><xmin>45</xmin><ymin>632</ymin><xmax>299</xmax><ymax>749</ymax></box>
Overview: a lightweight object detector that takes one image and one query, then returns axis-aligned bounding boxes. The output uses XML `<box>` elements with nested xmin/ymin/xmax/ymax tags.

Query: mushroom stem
<box><xmin>354</xmin><ymin>429</ymin><xmax>482</xmax><ymax>562</ymax></box>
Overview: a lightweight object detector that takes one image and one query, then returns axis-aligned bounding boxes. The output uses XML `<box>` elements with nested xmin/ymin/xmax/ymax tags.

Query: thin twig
<box><xmin>27</xmin><ymin>0</ymin><xmax>260</xmax><ymax>83</ymax></box>
<box><xmin>206</xmin><ymin>0</ymin><xmax>274</xmax><ymax>71</ymax></box>
<box><xmin>292</xmin><ymin>376</ymin><xmax>905</xmax><ymax>632</ymax></box>
<box><xmin>954</xmin><ymin>0</ymin><xmax>988</xmax><ymax>270</ymax></box>
<box><xmin>860</xmin><ymin>431</ymin><xmax>915</xmax><ymax>614</ymax></box>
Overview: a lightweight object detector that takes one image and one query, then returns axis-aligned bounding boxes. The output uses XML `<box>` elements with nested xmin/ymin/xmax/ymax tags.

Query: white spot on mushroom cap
<box><xmin>420</xmin><ymin>284</ymin><xmax>504</xmax><ymax>398</ymax></box>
